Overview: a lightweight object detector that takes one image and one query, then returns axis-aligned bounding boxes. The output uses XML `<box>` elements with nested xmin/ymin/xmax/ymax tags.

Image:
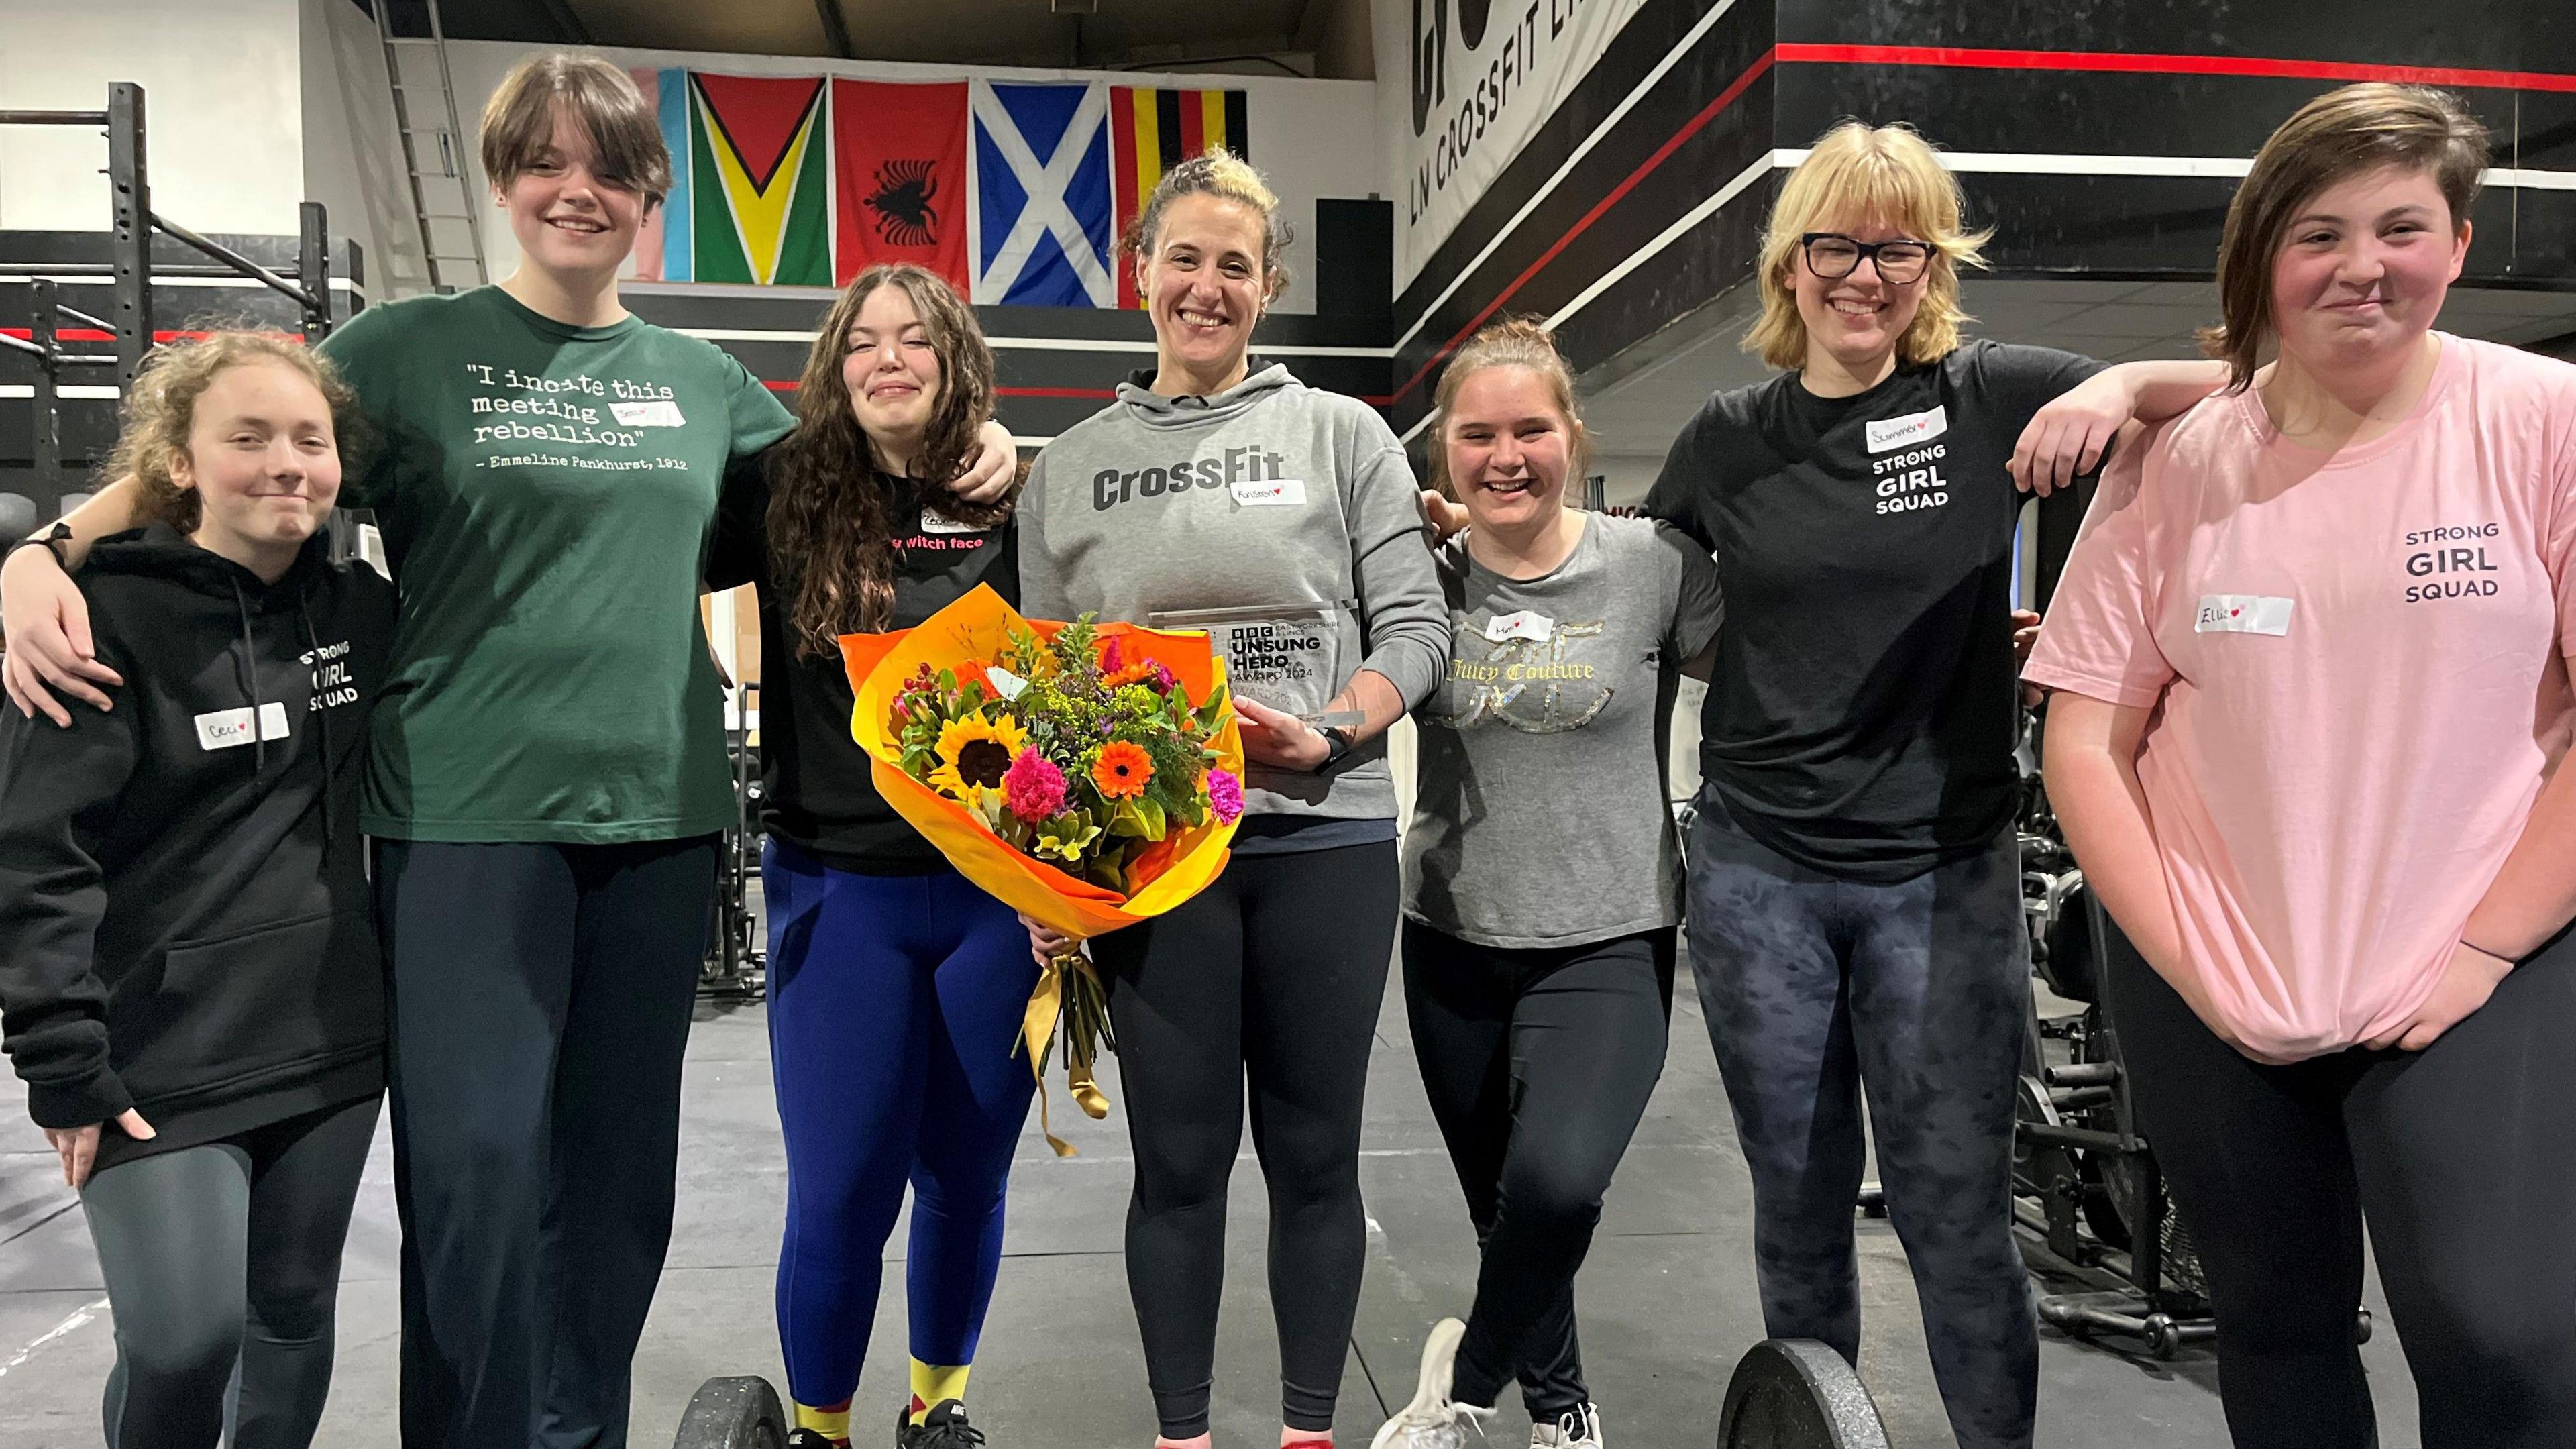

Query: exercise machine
<box><xmin>702</xmin><ymin>680</ymin><xmax>767</xmax><ymax>1000</ymax></box>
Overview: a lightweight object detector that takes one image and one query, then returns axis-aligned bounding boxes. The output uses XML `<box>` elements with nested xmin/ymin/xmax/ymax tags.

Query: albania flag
<box><xmin>833</xmin><ymin>79</ymin><xmax>971</xmax><ymax>291</ymax></box>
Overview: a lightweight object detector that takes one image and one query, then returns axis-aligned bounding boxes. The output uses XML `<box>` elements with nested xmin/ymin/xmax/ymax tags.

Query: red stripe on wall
<box><xmin>998</xmin><ymin>385</ymin><xmax>1119</xmax><ymax>399</ymax></box>
<box><xmin>1112</xmin><ymin>87</ymin><xmax>1142</xmax><ymax>309</ymax></box>
<box><xmin>2</xmin><ymin>328</ymin><xmax>274</xmax><ymax>345</ymax></box>
<box><xmin>1776</xmin><ymin>43</ymin><xmax>2576</xmax><ymax>94</ymax></box>
<box><xmin>1391</xmin><ymin>49</ymin><xmax>1778</xmax><ymax>405</ymax></box>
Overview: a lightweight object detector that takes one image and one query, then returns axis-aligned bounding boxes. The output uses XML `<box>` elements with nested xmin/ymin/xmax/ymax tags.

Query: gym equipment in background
<box><xmin>1717</xmin><ymin>1339</ymin><xmax>1892</xmax><ymax>1448</ymax></box>
<box><xmin>702</xmin><ymin>679</ymin><xmax>767</xmax><ymax>1001</ymax></box>
<box><xmin>674</xmin><ymin>1375</ymin><xmax>788</xmax><ymax>1448</ymax></box>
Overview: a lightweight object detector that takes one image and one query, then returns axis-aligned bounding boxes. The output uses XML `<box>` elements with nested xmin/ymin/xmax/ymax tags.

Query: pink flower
<box><xmin>1205</xmin><ymin>768</ymin><xmax>1244</xmax><ymax>824</ymax></box>
<box><xmin>1146</xmin><ymin>661</ymin><xmax>1177</xmax><ymax>693</ymax></box>
<box><xmin>1098</xmin><ymin>636</ymin><xmax>1124</xmax><ymax>674</ymax></box>
<box><xmin>1003</xmin><ymin>748</ymin><xmax>1068</xmax><ymax>822</ymax></box>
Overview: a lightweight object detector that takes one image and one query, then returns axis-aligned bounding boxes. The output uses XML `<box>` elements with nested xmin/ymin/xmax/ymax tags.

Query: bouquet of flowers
<box><xmin>841</xmin><ymin>584</ymin><xmax>1245</xmax><ymax>1153</ymax></box>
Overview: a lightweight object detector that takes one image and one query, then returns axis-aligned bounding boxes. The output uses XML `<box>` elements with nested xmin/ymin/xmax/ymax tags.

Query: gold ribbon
<box><xmin>1020</xmin><ymin>945</ymin><xmax>1112</xmax><ymax>1157</ymax></box>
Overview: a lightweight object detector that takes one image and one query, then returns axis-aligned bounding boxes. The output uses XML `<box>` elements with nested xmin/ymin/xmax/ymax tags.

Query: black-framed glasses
<box><xmin>1800</xmin><ymin>232</ymin><xmax>1933</xmax><ymax>284</ymax></box>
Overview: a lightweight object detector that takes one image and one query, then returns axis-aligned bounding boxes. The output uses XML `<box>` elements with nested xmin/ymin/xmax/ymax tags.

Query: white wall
<box><xmin>0</xmin><ymin>0</ymin><xmax>307</xmax><ymax>233</ymax></box>
<box><xmin>435</xmin><ymin>38</ymin><xmax>1384</xmax><ymax>313</ymax></box>
<box><xmin>300</xmin><ymin>0</ymin><xmax>417</xmax><ymax>297</ymax></box>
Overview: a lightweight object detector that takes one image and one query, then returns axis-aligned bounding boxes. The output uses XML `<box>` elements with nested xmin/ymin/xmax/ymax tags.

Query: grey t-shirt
<box><xmin>1403</xmin><ymin>514</ymin><xmax>1724</xmax><ymax>949</ymax></box>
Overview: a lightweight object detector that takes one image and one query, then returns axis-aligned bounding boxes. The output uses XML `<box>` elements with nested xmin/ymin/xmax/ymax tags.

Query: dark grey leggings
<box><xmin>1401</xmin><ymin>922</ymin><xmax>1672</xmax><ymax>1419</ymax></box>
<box><xmin>1684</xmin><ymin>800</ymin><xmax>2036</xmax><ymax>1449</ymax></box>
<box><xmin>80</xmin><ymin>1095</ymin><xmax>380</xmax><ymax>1449</ymax></box>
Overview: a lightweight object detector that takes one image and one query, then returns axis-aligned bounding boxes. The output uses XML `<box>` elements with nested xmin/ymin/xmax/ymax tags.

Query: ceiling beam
<box><xmin>535</xmin><ymin>0</ymin><xmax>592</xmax><ymax>44</ymax></box>
<box><xmin>812</xmin><ymin>0</ymin><xmax>856</xmax><ymax>58</ymax></box>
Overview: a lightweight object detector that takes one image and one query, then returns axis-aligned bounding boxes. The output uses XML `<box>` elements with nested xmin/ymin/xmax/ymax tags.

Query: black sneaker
<box><xmin>898</xmin><ymin>1399</ymin><xmax>987</xmax><ymax>1449</ymax></box>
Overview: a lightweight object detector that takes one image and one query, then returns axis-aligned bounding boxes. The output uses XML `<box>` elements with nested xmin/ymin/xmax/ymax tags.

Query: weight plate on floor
<box><xmin>674</xmin><ymin>1375</ymin><xmax>789</xmax><ymax>1449</ymax></box>
<box><xmin>1717</xmin><ymin>1338</ymin><xmax>1892</xmax><ymax>1449</ymax></box>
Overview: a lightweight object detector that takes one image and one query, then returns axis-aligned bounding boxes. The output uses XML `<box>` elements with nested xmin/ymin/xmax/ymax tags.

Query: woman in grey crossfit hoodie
<box><xmin>1016</xmin><ymin>152</ymin><xmax>1447</xmax><ymax>1449</ymax></box>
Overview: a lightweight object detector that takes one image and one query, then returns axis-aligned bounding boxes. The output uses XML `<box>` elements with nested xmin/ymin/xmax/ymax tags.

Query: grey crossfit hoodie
<box><xmin>1020</xmin><ymin>363</ymin><xmax>1447</xmax><ymax>826</ymax></box>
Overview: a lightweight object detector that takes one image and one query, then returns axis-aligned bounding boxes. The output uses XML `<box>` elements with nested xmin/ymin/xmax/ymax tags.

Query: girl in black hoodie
<box><xmin>0</xmin><ymin>333</ymin><xmax>392</xmax><ymax>1449</ymax></box>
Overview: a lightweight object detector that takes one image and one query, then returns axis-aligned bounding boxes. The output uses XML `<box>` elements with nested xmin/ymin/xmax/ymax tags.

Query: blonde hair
<box><xmin>1122</xmin><ymin>149</ymin><xmax>1293</xmax><ymax>300</ymax></box>
<box><xmin>1743</xmin><ymin>121</ymin><xmax>1990</xmax><ymax>370</ymax></box>
<box><xmin>1429</xmin><ymin>317</ymin><xmax>1589</xmax><ymax>498</ymax></box>
<box><xmin>480</xmin><ymin>52</ymin><xmax>672</xmax><ymax>206</ymax></box>
<box><xmin>2200</xmin><ymin>83</ymin><xmax>2489</xmax><ymax>390</ymax></box>
<box><xmin>105</xmin><ymin>331</ymin><xmax>359</xmax><ymax>536</ymax></box>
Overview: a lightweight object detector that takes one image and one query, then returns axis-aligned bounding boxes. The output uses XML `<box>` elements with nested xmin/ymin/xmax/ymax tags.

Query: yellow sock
<box><xmin>908</xmin><ymin>1360</ymin><xmax>971</xmax><ymax>1425</ymax></box>
<box><xmin>794</xmin><ymin>1399</ymin><xmax>852</xmax><ymax>1445</ymax></box>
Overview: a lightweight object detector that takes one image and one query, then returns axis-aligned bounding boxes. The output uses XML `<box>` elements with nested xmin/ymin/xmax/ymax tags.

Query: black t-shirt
<box><xmin>712</xmin><ymin>451</ymin><xmax>1020</xmax><ymax>874</ymax></box>
<box><xmin>1646</xmin><ymin>340</ymin><xmax>2100</xmax><ymax>883</ymax></box>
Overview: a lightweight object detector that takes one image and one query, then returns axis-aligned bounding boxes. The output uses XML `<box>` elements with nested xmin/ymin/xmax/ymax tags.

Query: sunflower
<box><xmin>929</xmin><ymin>713</ymin><xmax>1030</xmax><ymax>802</ymax></box>
<box><xmin>1091</xmin><ymin>740</ymin><xmax>1154</xmax><ymax>799</ymax></box>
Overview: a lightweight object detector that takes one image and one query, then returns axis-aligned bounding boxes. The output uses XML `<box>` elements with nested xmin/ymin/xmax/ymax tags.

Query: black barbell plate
<box><xmin>1717</xmin><ymin>1338</ymin><xmax>1892</xmax><ymax>1449</ymax></box>
<box><xmin>673</xmin><ymin>1375</ymin><xmax>789</xmax><ymax>1449</ymax></box>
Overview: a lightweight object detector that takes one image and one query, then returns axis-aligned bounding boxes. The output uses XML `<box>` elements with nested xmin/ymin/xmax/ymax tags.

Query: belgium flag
<box><xmin>1111</xmin><ymin>86</ymin><xmax>1250</xmax><ymax>308</ymax></box>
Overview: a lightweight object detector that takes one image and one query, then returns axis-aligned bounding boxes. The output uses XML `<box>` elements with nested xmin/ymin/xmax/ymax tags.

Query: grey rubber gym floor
<box><xmin>0</xmin><ymin>948</ymin><xmax>2424</xmax><ymax>1447</ymax></box>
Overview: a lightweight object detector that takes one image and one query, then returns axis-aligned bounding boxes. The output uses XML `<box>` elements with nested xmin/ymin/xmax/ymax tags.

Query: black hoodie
<box><xmin>0</xmin><ymin>524</ymin><xmax>395</xmax><ymax>1172</ymax></box>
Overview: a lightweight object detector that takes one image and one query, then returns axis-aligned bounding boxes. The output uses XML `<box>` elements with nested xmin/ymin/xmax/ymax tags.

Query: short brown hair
<box><xmin>1429</xmin><ymin>317</ymin><xmax>1589</xmax><ymax>497</ymax></box>
<box><xmin>107</xmin><ymin>331</ymin><xmax>360</xmax><ymax>535</ymax></box>
<box><xmin>1744</xmin><ymin>121</ymin><xmax>1991</xmax><ymax>371</ymax></box>
<box><xmin>2200</xmin><ymin>83</ymin><xmax>2490</xmax><ymax>390</ymax></box>
<box><xmin>480</xmin><ymin>52</ymin><xmax>673</xmax><ymax>207</ymax></box>
<box><xmin>1121</xmin><ymin>150</ymin><xmax>1293</xmax><ymax>302</ymax></box>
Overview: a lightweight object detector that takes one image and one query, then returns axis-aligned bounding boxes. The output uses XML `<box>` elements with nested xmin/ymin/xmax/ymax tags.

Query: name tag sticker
<box><xmin>2195</xmin><ymin>594</ymin><xmax>2295</xmax><ymax>636</ymax></box>
<box><xmin>195</xmin><ymin>702</ymin><xmax>291</xmax><ymax>752</ymax></box>
<box><xmin>608</xmin><ymin>400</ymin><xmax>688</xmax><ymax>427</ymax></box>
<box><xmin>1483</xmin><ymin>610</ymin><xmax>1556</xmax><ymax>643</ymax></box>
<box><xmin>919</xmin><ymin>508</ymin><xmax>991</xmax><ymax>536</ymax></box>
<box><xmin>1866</xmin><ymin>405</ymin><xmax>1948</xmax><ymax>453</ymax></box>
<box><xmin>1230</xmin><ymin>477</ymin><xmax>1307</xmax><ymax>507</ymax></box>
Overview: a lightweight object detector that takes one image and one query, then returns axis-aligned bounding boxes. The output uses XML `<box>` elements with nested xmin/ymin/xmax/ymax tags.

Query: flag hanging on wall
<box><xmin>688</xmin><ymin>73</ymin><xmax>835</xmax><ymax>286</ymax></box>
<box><xmin>969</xmin><ymin>80</ymin><xmax>1115</xmax><ymax>307</ymax></box>
<box><xmin>833</xmin><ymin>79</ymin><xmax>971</xmax><ymax>291</ymax></box>
<box><xmin>1109</xmin><ymin>87</ymin><xmax>1249</xmax><ymax>307</ymax></box>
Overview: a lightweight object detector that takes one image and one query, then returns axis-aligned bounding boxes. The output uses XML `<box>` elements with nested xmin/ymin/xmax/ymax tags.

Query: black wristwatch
<box><xmin>1317</xmin><ymin>723</ymin><xmax>1356</xmax><ymax>769</ymax></box>
<box><xmin>5</xmin><ymin>521</ymin><xmax>72</xmax><ymax>570</ymax></box>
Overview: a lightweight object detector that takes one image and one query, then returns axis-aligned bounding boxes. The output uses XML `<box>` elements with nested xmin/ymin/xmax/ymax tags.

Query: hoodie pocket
<box><xmin>124</xmin><ymin>910</ymin><xmax>382</xmax><ymax>1104</ymax></box>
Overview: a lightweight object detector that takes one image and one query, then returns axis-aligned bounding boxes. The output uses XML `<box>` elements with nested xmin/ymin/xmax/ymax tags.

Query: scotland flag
<box><xmin>970</xmin><ymin>80</ymin><xmax>1116</xmax><ymax>307</ymax></box>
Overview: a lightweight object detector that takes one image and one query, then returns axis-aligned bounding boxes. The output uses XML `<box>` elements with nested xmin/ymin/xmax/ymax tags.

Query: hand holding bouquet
<box><xmin>842</xmin><ymin>585</ymin><xmax>1244</xmax><ymax>1153</ymax></box>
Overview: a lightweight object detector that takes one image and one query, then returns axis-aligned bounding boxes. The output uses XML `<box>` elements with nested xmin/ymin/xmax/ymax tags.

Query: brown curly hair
<box><xmin>106</xmin><ymin>331</ymin><xmax>361</xmax><ymax>535</ymax></box>
<box><xmin>769</xmin><ymin>264</ymin><xmax>1012</xmax><ymax>656</ymax></box>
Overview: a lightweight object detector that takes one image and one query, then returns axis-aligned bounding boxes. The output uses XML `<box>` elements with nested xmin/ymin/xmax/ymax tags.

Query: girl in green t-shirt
<box><xmin>0</xmin><ymin>53</ymin><xmax>1016</xmax><ymax>1449</ymax></box>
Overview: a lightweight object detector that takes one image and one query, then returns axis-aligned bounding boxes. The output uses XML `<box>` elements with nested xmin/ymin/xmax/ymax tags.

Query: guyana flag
<box><xmin>640</xmin><ymin>71</ymin><xmax>833</xmax><ymax>286</ymax></box>
<box><xmin>1110</xmin><ymin>87</ymin><xmax>1249</xmax><ymax>308</ymax></box>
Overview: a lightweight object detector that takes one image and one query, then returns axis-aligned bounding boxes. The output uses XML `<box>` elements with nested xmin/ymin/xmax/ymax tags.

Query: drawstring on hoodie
<box><xmin>299</xmin><ymin>600</ymin><xmax>335</xmax><ymax>859</ymax></box>
<box><xmin>228</xmin><ymin>576</ymin><xmax>266</xmax><ymax>771</ymax></box>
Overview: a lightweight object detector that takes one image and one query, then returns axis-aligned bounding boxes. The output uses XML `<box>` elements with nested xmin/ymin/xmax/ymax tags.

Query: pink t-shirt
<box><xmin>2027</xmin><ymin>335</ymin><xmax>2576</xmax><ymax>1060</ymax></box>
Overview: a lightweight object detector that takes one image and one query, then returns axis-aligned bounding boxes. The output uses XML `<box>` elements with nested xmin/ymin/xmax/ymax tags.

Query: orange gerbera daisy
<box><xmin>1102</xmin><ymin>660</ymin><xmax>1159</xmax><ymax>689</ymax></box>
<box><xmin>1091</xmin><ymin>741</ymin><xmax>1153</xmax><ymax>799</ymax></box>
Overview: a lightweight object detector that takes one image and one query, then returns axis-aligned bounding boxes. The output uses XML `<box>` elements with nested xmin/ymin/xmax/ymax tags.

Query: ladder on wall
<box><xmin>374</xmin><ymin>0</ymin><xmax>488</xmax><ymax>294</ymax></box>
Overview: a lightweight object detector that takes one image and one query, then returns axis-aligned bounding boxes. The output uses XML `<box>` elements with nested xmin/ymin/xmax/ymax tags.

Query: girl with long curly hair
<box><xmin>708</xmin><ymin>263</ymin><xmax>1027</xmax><ymax>1449</ymax></box>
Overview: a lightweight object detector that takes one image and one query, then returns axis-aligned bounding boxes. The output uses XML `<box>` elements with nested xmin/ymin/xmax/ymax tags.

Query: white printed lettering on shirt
<box><xmin>2194</xmin><ymin>595</ymin><xmax>2295</xmax><ymax>636</ymax></box>
<box><xmin>195</xmin><ymin>702</ymin><xmax>292</xmax><ymax>751</ymax></box>
<box><xmin>1230</xmin><ymin>477</ymin><xmax>1307</xmax><ymax>506</ymax></box>
<box><xmin>1866</xmin><ymin>405</ymin><xmax>1948</xmax><ymax>453</ymax></box>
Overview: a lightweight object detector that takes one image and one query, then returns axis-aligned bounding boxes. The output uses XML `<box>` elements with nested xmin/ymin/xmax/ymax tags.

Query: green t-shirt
<box><xmin>317</xmin><ymin>286</ymin><xmax>794</xmax><ymax>843</ymax></box>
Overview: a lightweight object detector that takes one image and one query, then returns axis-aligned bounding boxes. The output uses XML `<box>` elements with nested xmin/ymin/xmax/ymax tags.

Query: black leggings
<box><xmin>80</xmin><ymin>1095</ymin><xmax>381</xmax><ymax>1449</ymax></box>
<box><xmin>2106</xmin><ymin>921</ymin><xmax>2576</xmax><ymax>1448</ymax></box>
<box><xmin>1401</xmin><ymin>922</ymin><xmax>1672</xmax><ymax>1419</ymax></box>
<box><xmin>1092</xmin><ymin>839</ymin><xmax>1397</xmax><ymax>1439</ymax></box>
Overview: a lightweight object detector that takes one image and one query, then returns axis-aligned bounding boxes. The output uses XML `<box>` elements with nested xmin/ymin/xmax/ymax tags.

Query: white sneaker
<box><xmin>1368</xmin><ymin>1318</ymin><xmax>1494</xmax><ymax>1449</ymax></box>
<box><xmin>1529</xmin><ymin>1405</ymin><xmax>1601</xmax><ymax>1449</ymax></box>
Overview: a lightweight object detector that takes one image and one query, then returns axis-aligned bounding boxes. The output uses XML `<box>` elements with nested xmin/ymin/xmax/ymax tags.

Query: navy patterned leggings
<box><xmin>1684</xmin><ymin>798</ymin><xmax>2036</xmax><ymax>1449</ymax></box>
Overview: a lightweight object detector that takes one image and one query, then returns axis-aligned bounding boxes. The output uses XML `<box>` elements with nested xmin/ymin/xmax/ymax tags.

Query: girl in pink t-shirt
<box><xmin>2032</xmin><ymin>84</ymin><xmax>2576</xmax><ymax>1449</ymax></box>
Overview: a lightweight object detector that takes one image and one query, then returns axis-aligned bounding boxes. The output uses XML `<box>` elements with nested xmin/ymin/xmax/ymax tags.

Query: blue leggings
<box><xmin>763</xmin><ymin>841</ymin><xmax>1038</xmax><ymax>1411</ymax></box>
